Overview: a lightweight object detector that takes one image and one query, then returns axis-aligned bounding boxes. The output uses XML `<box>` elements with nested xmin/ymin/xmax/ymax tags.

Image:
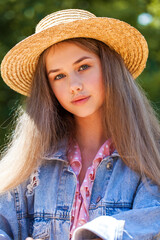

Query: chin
<box><xmin>73</xmin><ymin>111</ymin><xmax>97</xmax><ymax>118</ymax></box>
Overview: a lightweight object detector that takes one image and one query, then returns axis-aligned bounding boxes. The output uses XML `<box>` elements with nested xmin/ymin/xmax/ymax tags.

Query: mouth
<box><xmin>71</xmin><ymin>96</ymin><xmax>90</xmax><ymax>105</ymax></box>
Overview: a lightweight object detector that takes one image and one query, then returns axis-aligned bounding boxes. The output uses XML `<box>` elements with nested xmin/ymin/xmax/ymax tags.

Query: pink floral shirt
<box><xmin>68</xmin><ymin>139</ymin><xmax>114</xmax><ymax>239</ymax></box>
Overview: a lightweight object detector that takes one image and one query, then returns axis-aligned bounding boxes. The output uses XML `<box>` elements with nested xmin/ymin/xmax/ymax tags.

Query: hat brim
<box><xmin>1</xmin><ymin>17</ymin><xmax>148</xmax><ymax>96</ymax></box>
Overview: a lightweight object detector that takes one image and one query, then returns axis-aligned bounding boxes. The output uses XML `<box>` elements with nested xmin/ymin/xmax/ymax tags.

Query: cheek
<box><xmin>99</xmin><ymin>77</ymin><xmax>105</xmax><ymax>95</ymax></box>
<box><xmin>90</xmin><ymin>71</ymin><xmax>104</xmax><ymax>92</ymax></box>
<box><xmin>92</xmin><ymin>74</ymin><xmax>105</xmax><ymax>102</ymax></box>
<box><xmin>51</xmin><ymin>84</ymin><xmax>67</xmax><ymax>106</ymax></box>
<box><xmin>97</xmin><ymin>70</ymin><xmax>104</xmax><ymax>92</ymax></box>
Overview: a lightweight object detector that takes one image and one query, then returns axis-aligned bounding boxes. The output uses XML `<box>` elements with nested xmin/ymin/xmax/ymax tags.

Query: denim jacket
<box><xmin>0</xmin><ymin>147</ymin><xmax>160</xmax><ymax>240</ymax></box>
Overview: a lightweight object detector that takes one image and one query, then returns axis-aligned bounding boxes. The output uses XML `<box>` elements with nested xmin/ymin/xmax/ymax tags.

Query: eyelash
<box><xmin>78</xmin><ymin>64</ymin><xmax>90</xmax><ymax>71</ymax></box>
<box><xmin>54</xmin><ymin>64</ymin><xmax>90</xmax><ymax>80</ymax></box>
<box><xmin>54</xmin><ymin>73</ymin><xmax>66</xmax><ymax>81</ymax></box>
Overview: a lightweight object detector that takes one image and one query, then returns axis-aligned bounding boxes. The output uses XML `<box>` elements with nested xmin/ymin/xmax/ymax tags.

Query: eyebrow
<box><xmin>47</xmin><ymin>56</ymin><xmax>92</xmax><ymax>76</ymax></box>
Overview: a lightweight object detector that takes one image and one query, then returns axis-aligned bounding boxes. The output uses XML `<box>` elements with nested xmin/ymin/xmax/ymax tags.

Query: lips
<box><xmin>71</xmin><ymin>95</ymin><xmax>90</xmax><ymax>104</ymax></box>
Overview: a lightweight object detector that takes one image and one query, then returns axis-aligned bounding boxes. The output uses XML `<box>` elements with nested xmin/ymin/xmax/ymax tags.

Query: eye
<box><xmin>54</xmin><ymin>73</ymin><xmax>66</xmax><ymax>80</ymax></box>
<box><xmin>78</xmin><ymin>64</ymin><xmax>90</xmax><ymax>71</ymax></box>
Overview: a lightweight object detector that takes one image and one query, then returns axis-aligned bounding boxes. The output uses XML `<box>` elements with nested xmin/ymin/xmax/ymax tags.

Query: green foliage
<box><xmin>0</xmin><ymin>0</ymin><xmax>160</xmax><ymax>147</ymax></box>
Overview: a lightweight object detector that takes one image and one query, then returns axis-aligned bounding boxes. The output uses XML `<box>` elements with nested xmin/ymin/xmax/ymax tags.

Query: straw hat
<box><xmin>1</xmin><ymin>9</ymin><xmax>148</xmax><ymax>96</ymax></box>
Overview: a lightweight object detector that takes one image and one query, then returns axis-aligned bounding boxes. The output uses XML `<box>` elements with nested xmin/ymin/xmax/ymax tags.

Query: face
<box><xmin>45</xmin><ymin>41</ymin><xmax>105</xmax><ymax>119</ymax></box>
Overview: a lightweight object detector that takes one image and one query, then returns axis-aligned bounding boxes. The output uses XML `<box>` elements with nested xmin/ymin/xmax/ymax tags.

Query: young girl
<box><xmin>0</xmin><ymin>9</ymin><xmax>160</xmax><ymax>240</ymax></box>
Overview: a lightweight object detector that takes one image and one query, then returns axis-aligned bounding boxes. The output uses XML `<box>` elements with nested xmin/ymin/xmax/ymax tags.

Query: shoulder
<box><xmin>0</xmin><ymin>157</ymin><xmax>67</xmax><ymax>201</ymax></box>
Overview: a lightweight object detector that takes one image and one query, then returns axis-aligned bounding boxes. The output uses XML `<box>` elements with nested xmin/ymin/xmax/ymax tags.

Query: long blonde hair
<box><xmin>0</xmin><ymin>38</ymin><xmax>160</xmax><ymax>193</ymax></box>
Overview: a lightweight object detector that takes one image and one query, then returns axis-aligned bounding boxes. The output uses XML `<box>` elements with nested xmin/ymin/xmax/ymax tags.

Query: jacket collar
<box><xmin>42</xmin><ymin>139</ymin><xmax>68</xmax><ymax>162</ymax></box>
<box><xmin>42</xmin><ymin>139</ymin><xmax>120</xmax><ymax>163</ymax></box>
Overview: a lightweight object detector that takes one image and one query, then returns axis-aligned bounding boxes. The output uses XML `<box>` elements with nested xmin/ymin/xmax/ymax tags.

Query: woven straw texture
<box><xmin>1</xmin><ymin>9</ymin><xmax>148</xmax><ymax>96</ymax></box>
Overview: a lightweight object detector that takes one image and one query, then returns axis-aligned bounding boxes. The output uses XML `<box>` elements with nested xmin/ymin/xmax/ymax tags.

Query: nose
<box><xmin>69</xmin><ymin>74</ymin><xmax>83</xmax><ymax>94</ymax></box>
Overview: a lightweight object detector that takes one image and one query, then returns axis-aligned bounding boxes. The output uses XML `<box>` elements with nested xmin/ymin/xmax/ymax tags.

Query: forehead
<box><xmin>47</xmin><ymin>41</ymin><xmax>95</xmax><ymax>56</ymax></box>
<box><xmin>45</xmin><ymin>41</ymin><xmax>99</xmax><ymax>67</ymax></box>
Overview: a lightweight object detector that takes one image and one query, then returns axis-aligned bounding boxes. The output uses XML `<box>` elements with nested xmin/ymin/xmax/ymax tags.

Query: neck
<box><xmin>74</xmin><ymin>113</ymin><xmax>107</xmax><ymax>183</ymax></box>
<box><xmin>74</xmin><ymin>113</ymin><xmax>106</xmax><ymax>152</ymax></box>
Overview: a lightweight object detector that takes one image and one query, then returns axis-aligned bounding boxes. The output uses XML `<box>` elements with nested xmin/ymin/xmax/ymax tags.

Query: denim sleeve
<box><xmin>0</xmin><ymin>190</ymin><xmax>19</xmax><ymax>239</ymax></box>
<box><xmin>72</xmin><ymin>180</ymin><xmax>160</xmax><ymax>240</ymax></box>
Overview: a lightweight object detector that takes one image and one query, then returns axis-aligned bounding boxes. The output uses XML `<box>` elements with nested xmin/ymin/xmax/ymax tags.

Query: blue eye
<box><xmin>54</xmin><ymin>74</ymin><xmax>65</xmax><ymax>80</ymax></box>
<box><xmin>79</xmin><ymin>64</ymin><xmax>89</xmax><ymax>71</ymax></box>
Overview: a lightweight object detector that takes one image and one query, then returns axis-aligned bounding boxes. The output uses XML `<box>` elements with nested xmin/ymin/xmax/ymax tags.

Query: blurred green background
<box><xmin>0</xmin><ymin>0</ymin><xmax>160</xmax><ymax>149</ymax></box>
